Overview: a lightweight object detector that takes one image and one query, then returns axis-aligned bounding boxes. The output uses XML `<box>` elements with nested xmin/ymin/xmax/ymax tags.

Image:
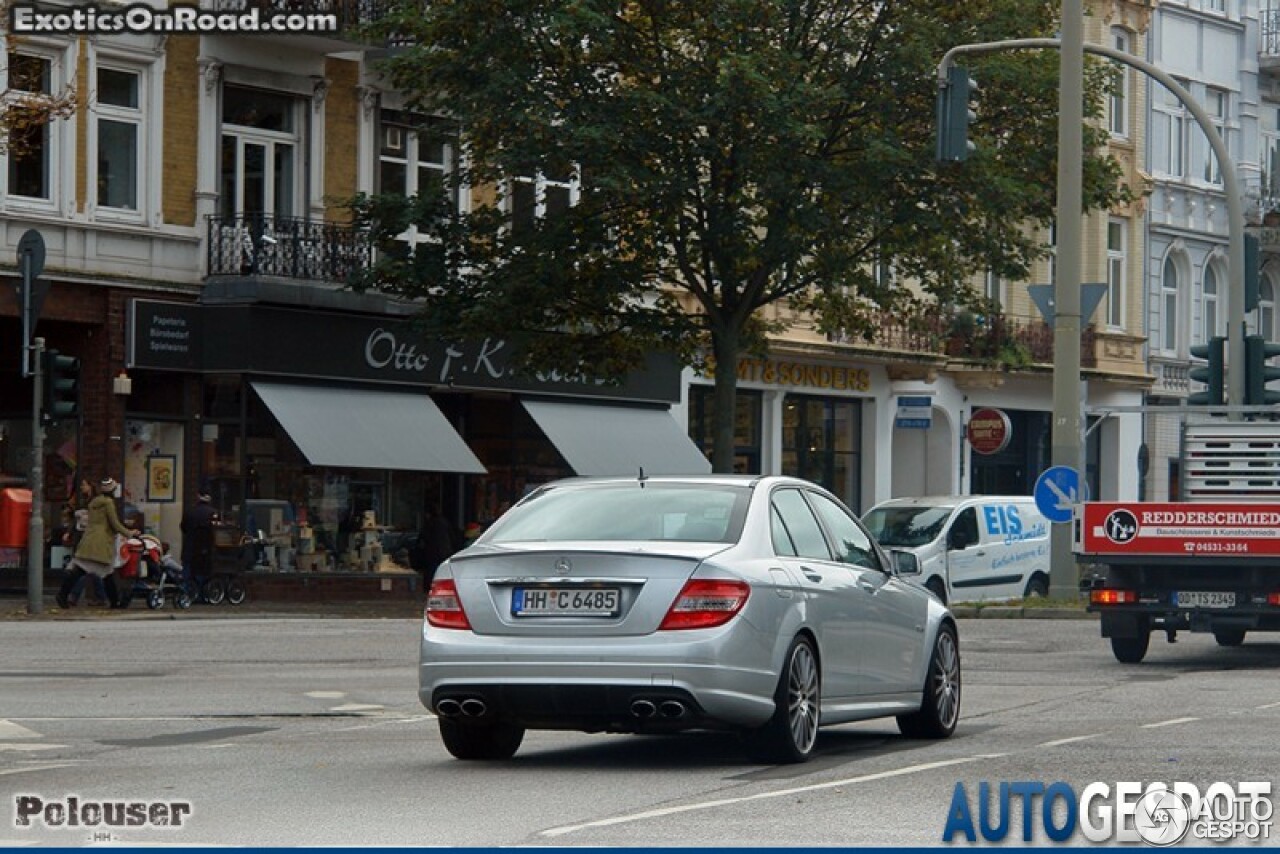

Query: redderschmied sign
<box><xmin>1075</xmin><ymin>502</ymin><xmax>1280</xmax><ymax>556</ymax></box>
<box><xmin>967</xmin><ymin>407</ymin><xmax>1012</xmax><ymax>455</ymax></box>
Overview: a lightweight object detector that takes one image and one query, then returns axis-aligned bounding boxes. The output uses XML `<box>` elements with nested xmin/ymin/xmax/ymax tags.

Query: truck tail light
<box><xmin>1268</xmin><ymin>592</ymin><xmax>1280</xmax><ymax>607</ymax></box>
<box><xmin>426</xmin><ymin>579</ymin><xmax>471</xmax><ymax>629</ymax></box>
<box><xmin>1090</xmin><ymin>588</ymin><xmax>1138</xmax><ymax>606</ymax></box>
<box><xmin>659</xmin><ymin>579</ymin><xmax>750</xmax><ymax>630</ymax></box>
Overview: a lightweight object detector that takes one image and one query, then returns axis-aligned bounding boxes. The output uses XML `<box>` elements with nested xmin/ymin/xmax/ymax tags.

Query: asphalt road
<box><xmin>0</xmin><ymin>616</ymin><xmax>1277</xmax><ymax>847</ymax></box>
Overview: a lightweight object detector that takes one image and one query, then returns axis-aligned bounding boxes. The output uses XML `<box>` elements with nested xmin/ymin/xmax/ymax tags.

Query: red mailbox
<box><xmin>0</xmin><ymin>488</ymin><xmax>32</xmax><ymax>548</ymax></box>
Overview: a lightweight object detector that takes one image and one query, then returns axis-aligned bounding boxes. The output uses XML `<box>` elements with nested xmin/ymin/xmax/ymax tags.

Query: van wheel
<box><xmin>1023</xmin><ymin>574</ymin><xmax>1049</xmax><ymax>599</ymax></box>
<box><xmin>925</xmin><ymin>577</ymin><xmax>947</xmax><ymax>605</ymax></box>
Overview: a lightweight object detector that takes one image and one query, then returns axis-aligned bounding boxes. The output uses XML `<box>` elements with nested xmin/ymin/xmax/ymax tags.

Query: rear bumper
<box><xmin>418</xmin><ymin>626</ymin><xmax>777</xmax><ymax>732</ymax></box>
<box><xmin>1089</xmin><ymin>605</ymin><xmax>1280</xmax><ymax>636</ymax></box>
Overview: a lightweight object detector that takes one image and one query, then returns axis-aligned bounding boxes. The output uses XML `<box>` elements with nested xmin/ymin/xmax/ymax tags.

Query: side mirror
<box><xmin>888</xmin><ymin>549</ymin><xmax>920</xmax><ymax>576</ymax></box>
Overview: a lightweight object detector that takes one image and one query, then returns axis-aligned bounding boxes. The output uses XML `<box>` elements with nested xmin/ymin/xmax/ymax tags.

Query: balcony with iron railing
<box><xmin>1262</xmin><ymin>8</ymin><xmax>1280</xmax><ymax>70</ymax></box>
<box><xmin>830</xmin><ymin>310</ymin><xmax>1098</xmax><ymax>372</ymax></box>
<box><xmin>207</xmin><ymin>214</ymin><xmax>371</xmax><ymax>283</ymax></box>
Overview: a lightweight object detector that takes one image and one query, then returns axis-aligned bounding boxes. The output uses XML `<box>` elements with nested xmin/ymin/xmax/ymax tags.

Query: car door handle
<box><xmin>974</xmin><ymin>550</ymin><xmax>986</xmax><ymax>556</ymax></box>
<box><xmin>800</xmin><ymin>566</ymin><xmax>823</xmax><ymax>582</ymax></box>
<box><xmin>858</xmin><ymin>580</ymin><xmax>878</xmax><ymax>594</ymax></box>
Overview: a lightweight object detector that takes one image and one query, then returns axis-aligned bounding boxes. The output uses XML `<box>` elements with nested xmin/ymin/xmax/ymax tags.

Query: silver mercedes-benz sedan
<box><xmin>419</xmin><ymin>475</ymin><xmax>960</xmax><ymax>763</ymax></box>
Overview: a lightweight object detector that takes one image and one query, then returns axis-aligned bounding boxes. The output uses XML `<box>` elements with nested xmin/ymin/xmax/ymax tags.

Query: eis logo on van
<box><xmin>982</xmin><ymin>505</ymin><xmax>1047</xmax><ymax>546</ymax></box>
<box><xmin>942</xmin><ymin>780</ymin><xmax>1273</xmax><ymax>845</ymax></box>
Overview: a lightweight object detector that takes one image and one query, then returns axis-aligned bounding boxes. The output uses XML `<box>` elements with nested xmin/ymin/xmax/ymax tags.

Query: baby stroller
<box><xmin>117</xmin><ymin>534</ymin><xmax>194</xmax><ymax>610</ymax></box>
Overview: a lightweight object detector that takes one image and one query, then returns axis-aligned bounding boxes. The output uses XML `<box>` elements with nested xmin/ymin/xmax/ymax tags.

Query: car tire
<box><xmin>745</xmin><ymin>635</ymin><xmax>820</xmax><ymax>764</ymax></box>
<box><xmin>897</xmin><ymin>623</ymin><xmax>961</xmax><ymax>739</ymax></box>
<box><xmin>1110</xmin><ymin>633</ymin><xmax>1150</xmax><ymax>664</ymax></box>
<box><xmin>1023</xmin><ymin>574</ymin><xmax>1049</xmax><ymax>599</ymax></box>
<box><xmin>925</xmin><ymin>577</ymin><xmax>948</xmax><ymax>605</ymax></box>
<box><xmin>1213</xmin><ymin>629</ymin><xmax>1246</xmax><ymax>647</ymax></box>
<box><xmin>438</xmin><ymin>718</ymin><xmax>525</xmax><ymax>760</ymax></box>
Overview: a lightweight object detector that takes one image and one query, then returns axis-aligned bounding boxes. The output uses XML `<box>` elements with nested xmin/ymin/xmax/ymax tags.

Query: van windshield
<box><xmin>862</xmin><ymin>506</ymin><xmax>954</xmax><ymax>547</ymax></box>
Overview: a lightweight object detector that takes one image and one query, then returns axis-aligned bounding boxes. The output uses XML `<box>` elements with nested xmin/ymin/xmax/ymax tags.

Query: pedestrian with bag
<box><xmin>411</xmin><ymin>502</ymin><xmax>460</xmax><ymax>584</ymax></box>
<box><xmin>56</xmin><ymin>477</ymin><xmax>138</xmax><ymax>609</ymax></box>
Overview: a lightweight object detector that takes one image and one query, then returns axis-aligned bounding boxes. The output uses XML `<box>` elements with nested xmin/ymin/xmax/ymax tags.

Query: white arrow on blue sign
<box><xmin>1034</xmin><ymin>465</ymin><xmax>1084</xmax><ymax>524</ymax></box>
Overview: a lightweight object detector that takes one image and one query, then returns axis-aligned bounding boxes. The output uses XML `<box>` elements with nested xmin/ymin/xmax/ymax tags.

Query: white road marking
<box><xmin>304</xmin><ymin>691</ymin><xmax>346</xmax><ymax>699</ymax></box>
<box><xmin>1038</xmin><ymin>733</ymin><xmax>1106</xmax><ymax>747</ymax></box>
<box><xmin>1255</xmin><ymin>700</ymin><xmax>1280</xmax><ymax>710</ymax></box>
<box><xmin>0</xmin><ymin>762</ymin><xmax>80</xmax><ymax>777</ymax></box>
<box><xmin>1141</xmin><ymin>717</ymin><xmax>1200</xmax><ymax>729</ymax></box>
<box><xmin>0</xmin><ymin>720</ymin><xmax>41</xmax><ymax>739</ymax></box>
<box><xmin>328</xmin><ymin>703</ymin><xmax>384</xmax><ymax>713</ymax></box>
<box><xmin>0</xmin><ymin>744</ymin><xmax>65</xmax><ymax>752</ymax></box>
<box><xmin>541</xmin><ymin>755</ymin><xmax>984</xmax><ymax>837</ymax></box>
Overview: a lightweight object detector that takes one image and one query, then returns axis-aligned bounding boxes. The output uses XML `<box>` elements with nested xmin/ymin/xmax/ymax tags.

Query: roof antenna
<box><xmin>638</xmin><ymin>466</ymin><xmax>647</xmax><ymax>485</ymax></box>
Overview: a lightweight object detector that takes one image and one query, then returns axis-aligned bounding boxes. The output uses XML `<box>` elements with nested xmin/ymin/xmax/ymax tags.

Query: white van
<box><xmin>861</xmin><ymin>496</ymin><xmax>1050</xmax><ymax>605</ymax></box>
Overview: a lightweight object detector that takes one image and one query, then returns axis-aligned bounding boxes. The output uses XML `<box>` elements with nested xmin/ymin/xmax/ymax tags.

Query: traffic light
<box><xmin>936</xmin><ymin>65</ymin><xmax>979</xmax><ymax>162</ymax></box>
<box><xmin>1188</xmin><ymin>336</ymin><xmax>1225</xmax><ymax>406</ymax></box>
<box><xmin>1244</xmin><ymin>234</ymin><xmax>1261</xmax><ymax>313</ymax></box>
<box><xmin>42</xmin><ymin>349</ymin><xmax>80</xmax><ymax>421</ymax></box>
<box><xmin>1245</xmin><ymin>334</ymin><xmax>1280</xmax><ymax>406</ymax></box>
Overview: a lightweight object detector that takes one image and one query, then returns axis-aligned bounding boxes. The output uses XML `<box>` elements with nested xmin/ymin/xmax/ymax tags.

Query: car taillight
<box><xmin>426</xmin><ymin>579</ymin><xmax>471</xmax><ymax>629</ymax></box>
<box><xmin>1090</xmin><ymin>589</ymin><xmax>1138</xmax><ymax>606</ymax></box>
<box><xmin>659</xmin><ymin>579</ymin><xmax>750</xmax><ymax>630</ymax></box>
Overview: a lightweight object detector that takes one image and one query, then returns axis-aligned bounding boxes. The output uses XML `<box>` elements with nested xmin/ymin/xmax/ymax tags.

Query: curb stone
<box><xmin>951</xmin><ymin>605</ymin><xmax>1096</xmax><ymax>620</ymax></box>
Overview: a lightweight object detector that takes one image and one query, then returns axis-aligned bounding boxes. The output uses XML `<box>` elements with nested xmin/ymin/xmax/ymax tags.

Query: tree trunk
<box><xmin>710</xmin><ymin>327</ymin><xmax>741</xmax><ymax>474</ymax></box>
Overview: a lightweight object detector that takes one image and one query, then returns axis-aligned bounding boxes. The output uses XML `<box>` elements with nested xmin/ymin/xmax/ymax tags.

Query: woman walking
<box><xmin>56</xmin><ymin>478</ymin><xmax>138</xmax><ymax>609</ymax></box>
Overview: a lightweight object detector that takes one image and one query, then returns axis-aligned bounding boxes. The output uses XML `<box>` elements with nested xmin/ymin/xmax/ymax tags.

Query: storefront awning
<box><xmin>521</xmin><ymin>399</ymin><xmax>712</xmax><ymax>477</ymax></box>
<box><xmin>252</xmin><ymin>382</ymin><xmax>486</xmax><ymax>474</ymax></box>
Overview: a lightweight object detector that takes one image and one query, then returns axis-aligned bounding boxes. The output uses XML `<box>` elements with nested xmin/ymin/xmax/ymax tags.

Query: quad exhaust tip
<box><xmin>460</xmin><ymin>698</ymin><xmax>488</xmax><ymax>717</ymax></box>
<box><xmin>630</xmin><ymin>699</ymin><xmax>656</xmax><ymax>718</ymax></box>
<box><xmin>436</xmin><ymin>698</ymin><xmax>462</xmax><ymax>718</ymax></box>
<box><xmin>659</xmin><ymin>700</ymin><xmax>686</xmax><ymax>719</ymax></box>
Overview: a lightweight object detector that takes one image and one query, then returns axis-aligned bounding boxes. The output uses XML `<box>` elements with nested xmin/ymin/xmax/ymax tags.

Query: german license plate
<box><xmin>1175</xmin><ymin>591</ymin><xmax>1236</xmax><ymax>608</ymax></box>
<box><xmin>513</xmin><ymin>587</ymin><xmax>621</xmax><ymax>617</ymax></box>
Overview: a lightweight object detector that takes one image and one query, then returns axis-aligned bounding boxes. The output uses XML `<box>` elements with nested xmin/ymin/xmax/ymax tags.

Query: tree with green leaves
<box><xmin>352</xmin><ymin>0</ymin><xmax>1130</xmax><ymax>473</ymax></box>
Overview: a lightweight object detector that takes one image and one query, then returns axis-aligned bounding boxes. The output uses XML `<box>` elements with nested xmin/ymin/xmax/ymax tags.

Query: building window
<box><xmin>1265</xmin><ymin>106</ymin><xmax>1280</xmax><ymax>206</ymax></box>
<box><xmin>377</xmin><ymin>112</ymin><xmax>458</xmax><ymax>242</ymax></box>
<box><xmin>688</xmin><ymin>386</ymin><xmax>761</xmax><ymax>474</ymax></box>
<box><xmin>1201</xmin><ymin>88</ymin><xmax>1227</xmax><ymax>186</ymax></box>
<box><xmin>1162</xmin><ymin>255</ymin><xmax>1180</xmax><ymax>354</ymax></box>
<box><xmin>781</xmin><ymin>394</ymin><xmax>861</xmax><ymax>513</ymax></box>
<box><xmin>1262</xmin><ymin>280</ymin><xmax>1276</xmax><ymax>340</ymax></box>
<box><xmin>1106</xmin><ymin>219</ymin><xmax>1125</xmax><ymax>328</ymax></box>
<box><xmin>219</xmin><ymin>85</ymin><xmax>300</xmax><ymax>220</ymax></box>
<box><xmin>5</xmin><ymin>51</ymin><xmax>55</xmax><ymax>201</ymax></box>
<box><xmin>1203</xmin><ymin>262</ymin><xmax>1220</xmax><ymax>342</ymax></box>
<box><xmin>507</xmin><ymin>167</ymin><xmax>577</xmax><ymax>233</ymax></box>
<box><xmin>1153</xmin><ymin>79</ymin><xmax>1188</xmax><ymax>179</ymax></box>
<box><xmin>95</xmin><ymin>65</ymin><xmax>143</xmax><ymax>214</ymax></box>
<box><xmin>1108</xmin><ymin>28</ymin><xmax>1130</xmax><ymax>138</ymax></box>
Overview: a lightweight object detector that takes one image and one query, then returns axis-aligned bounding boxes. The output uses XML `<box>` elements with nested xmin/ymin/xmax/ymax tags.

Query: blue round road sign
<box><xmin>1034</xmin><ymin>466</ymin><xmax>1081</xmax><ymax>524</ymax></box>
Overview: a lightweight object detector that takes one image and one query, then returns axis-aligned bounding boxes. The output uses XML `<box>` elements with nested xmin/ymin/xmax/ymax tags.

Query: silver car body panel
<box><xmin>419</xmin><ymin>475</ymin><xmax>954</xmax><ymax>734</ymax></box>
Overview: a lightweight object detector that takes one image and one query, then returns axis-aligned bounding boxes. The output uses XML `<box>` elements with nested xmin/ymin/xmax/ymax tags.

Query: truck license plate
<box><xmin>512</xmin><ymin>587</ymin><xmax>620</xmax><ymax>617</ymax></box>
<box><xmin>1175</xmin><ymin>591</ymin><xmax>1236</xmax><ymax>608</ymax></box>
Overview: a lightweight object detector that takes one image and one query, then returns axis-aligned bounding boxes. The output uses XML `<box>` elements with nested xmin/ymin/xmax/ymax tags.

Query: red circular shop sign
<box><xmin>967</xmin><ymin>407</ymin><xmax>1012</xmax><ymax>455</ymax></box>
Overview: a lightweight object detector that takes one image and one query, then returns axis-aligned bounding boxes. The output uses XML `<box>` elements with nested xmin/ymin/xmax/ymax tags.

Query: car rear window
<box><xmin>484</xmin><ymin>483</ymin><xmax>751</xmax><ymax>544</ymax></box>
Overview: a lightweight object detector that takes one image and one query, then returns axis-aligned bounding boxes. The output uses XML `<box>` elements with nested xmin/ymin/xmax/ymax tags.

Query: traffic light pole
<box><xmin>28</xmin><ymin>337</ymin><xmax>45</xmax><ymax>615</ymax></box>
<box><xmin>939</xmin><ymin>29</ymin><xmax>1248</xmax><ymax>598</ymax></box>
